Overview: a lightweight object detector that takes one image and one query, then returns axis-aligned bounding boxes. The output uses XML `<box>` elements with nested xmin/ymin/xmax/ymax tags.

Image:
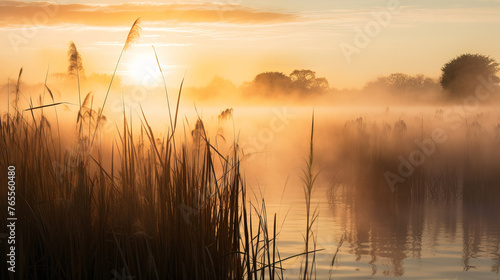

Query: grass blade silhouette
<box><xmin>152</xmin><ymin>45</ymin><xmax>174</xmax><ymax>135</ymax></box>
<box><xmin>68</xmin><ymin>41</ymin><xmax>83</xmax><ymax>110</ymax></box>
<box><xmin>91</xmin><ymin>18</ymin><xmax>141</xmax><ymax>147</ymax></box>
<box><xmin>24</xmin><ymin>102</ymin><xmax>74</xmax><ymax>111</ymax></box>
<box><xmin>14</xmin><ymin>68</ymin><xmax>22</xmax><ymax>113</ymax></box>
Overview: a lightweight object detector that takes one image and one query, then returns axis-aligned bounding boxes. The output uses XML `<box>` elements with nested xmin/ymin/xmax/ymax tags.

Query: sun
<box><xmin>128</xmin><ymin>52</ymin><xmax>162</xmax><ymax>85</ymax></box>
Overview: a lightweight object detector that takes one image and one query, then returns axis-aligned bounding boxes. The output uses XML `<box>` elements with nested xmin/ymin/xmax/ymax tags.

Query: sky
<box><xmin>1</xmin><ymin>0</ymin><xmax>500</xmax><ymax>89</ymax></box>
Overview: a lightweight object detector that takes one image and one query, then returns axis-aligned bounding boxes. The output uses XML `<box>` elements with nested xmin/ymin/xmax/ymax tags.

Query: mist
<box><xmin>2</xmin><ymin>49</ymin><xmax>500</xmax><ymax>280</ymax></box>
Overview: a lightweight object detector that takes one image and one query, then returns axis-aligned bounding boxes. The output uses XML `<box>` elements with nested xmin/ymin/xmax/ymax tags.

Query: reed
<box><xmin>13</xmin><ymin>68</ymin><xmax>22</xmax><ymax>115</ymax></box>
<box><xmin>337</xmin><ymin>114</ymin><xmax>499</xmax><ymax>205</ymax></box>
<box><xmin>68</xmin><ymin>41</ymin><xmax>84</xmax><ymax>110</ymax></box>
<box><xmin>301</xmin><ymin>112</ymin><xmax>319</xmax><ymax>280</ymax></box>
<box><xmin>91</xmin><ymin>18</ymin><xmax>142</xmax><ymax>147</ymax></box>
<box><xmin>0</xmin><ymin>19</ymin><xmax>333</xmax><ymax>278</ymax></box>
<box><xmin>0</xmin><ymin>67</ymin><xmax>317</xmax><ymax>279</ymax></box>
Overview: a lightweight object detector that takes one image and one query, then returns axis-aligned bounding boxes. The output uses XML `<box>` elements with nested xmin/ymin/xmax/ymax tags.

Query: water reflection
<box><xmin>461</xmin><ymin>201</ymin><xmax>500</xmax><ymax>274</ymax></box>
<box><xmin>327</xmin><ymin>186</ymin><xmax>500</xmax><ymax>278</ymax></box>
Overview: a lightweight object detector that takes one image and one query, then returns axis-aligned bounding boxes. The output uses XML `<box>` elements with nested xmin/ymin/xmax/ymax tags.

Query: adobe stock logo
<box><xmin>339</xmin><ymin>0</ymin><xmax>404</xmax><ymax>63</ymax></box>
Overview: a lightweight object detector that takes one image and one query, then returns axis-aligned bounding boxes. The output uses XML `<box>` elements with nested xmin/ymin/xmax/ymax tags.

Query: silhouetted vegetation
<box><xmin>289</xmin><ymin>69</ymin><xmax>329</xmax><ymax>94</ymax></box>
<box><xmin>328</xmin><ymin>111</ymin><xmax>500</xmax><ymax>276</ymax></box>
<box><xmin>248</xmin><ymin>71</ymin><xmax>292</xmax><ymax>96</ymax></box>
<box><xmin>0</xmin><ymin>19</ymin><xmax>326</xmax><ymax>279</ymax></box>
<box><xmin>364</xmin><ymin>73</ymin><xmax>439</xmax><ymax>96</ymax></box>
<box><xmin>243</xmin><ymin>69</ymin><xmax>330</xmax><ymax>97</ymax></box>
<box><xmin>440</xmin><ymin>53</ymin><xmax>500</xmax><ymax>99</ymax></box>
<box><xmin>0</xmin><ymin>106</ymin><xmax>293</xmax><ymax>279</ymax></box>
<box><xmin>182</xmin><ymin>54</ymin><xmax>500</xmax><ymax>105</ymax></box>
<box><xmin>3</xmin><ymin>19</ymin><xmax>500</xmax><ymax>278</ymax></box>
<box><xmin>335</xmin><ymin>114</ymin><xmax>500</xmax><ymax>205</ymax></box>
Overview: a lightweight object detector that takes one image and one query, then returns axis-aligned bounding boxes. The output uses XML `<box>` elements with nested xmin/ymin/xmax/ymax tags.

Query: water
<box><xmin>263</xmin><ymin>185</ymin><xmax>500</xmax><ymax>279</ymax></box>
<box><xmin>234</xmin><ymin>106</ymin><xmax>500</xmax><ymax>279</ymax></box>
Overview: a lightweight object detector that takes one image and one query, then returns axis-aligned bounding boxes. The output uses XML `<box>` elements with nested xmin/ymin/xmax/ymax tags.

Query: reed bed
<box><xmin>329</xmin><ymin>113</ymin><xmax>500</xmax><ymax>276</ymax></box>
<box><xmin>0</xmin><ymin>18</ymin><xmax>325</xmax><ymax>279</ymax></box>
<box><xmin>337</xmin><ymin>114</ymin><xmax>500</xmax><ymax>205</ymax></box>
<box><xmin>0</xmin><ymin>50</ymin><xmax>325</xmax><ymax>278</ymax></box>
<box><xmin>0</xmin><ymin>94</ymin><xmax>302</xmax><ymax>279</ymax></box>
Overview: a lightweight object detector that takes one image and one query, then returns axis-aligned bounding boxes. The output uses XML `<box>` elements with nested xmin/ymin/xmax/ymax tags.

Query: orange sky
<box><xmin>1</xmin><ymin>0</ymin><xmax>500</xmax><ymax>89</ymax></box>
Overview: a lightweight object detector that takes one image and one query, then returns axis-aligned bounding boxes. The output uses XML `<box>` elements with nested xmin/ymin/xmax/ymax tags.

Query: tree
<box><xmin>244</xmin><ymin>69</ymin><xmax>330</xmax><ymax>97</ymax></box>
<box><xmin>364</xmin><ymin>73</ymin><xmax>438</xmax><ymax>94</ymax></box>
<box><xmin>289</xmin><ymin>69</ymin><xmax>329</xmax><ymax>93</ymax></box>
<box><xmin>252</xmin><ymin>72</ymin><xmax>292</xmax><ymax>96</ymax></box>
<box><xmin>440</xmin><ymin>54</ymin><xmax>499</xmax><ymax>98</ymax></box>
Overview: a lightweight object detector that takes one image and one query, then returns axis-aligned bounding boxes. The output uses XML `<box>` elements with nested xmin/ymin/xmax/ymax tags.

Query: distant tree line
<box><xmin>242</xmin><ymin>69</ymin><xmax>330</xmax><ymax>97</ymax></box>
<box><xmin>363</xmin><ymin>73</ymin><xmax>440</xmax><ymax>95</ymax></box>
<box><xmin>188</xmin><ymin>53</ymin><xmax>499</xmax><ymax>101</ymax></box>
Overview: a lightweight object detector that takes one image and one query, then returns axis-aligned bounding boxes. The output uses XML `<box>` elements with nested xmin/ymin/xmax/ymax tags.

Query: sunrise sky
<box><xmin>1</xmin><ymin>0</ymin><xmax>500</xmax><ymax>89</ymax></box>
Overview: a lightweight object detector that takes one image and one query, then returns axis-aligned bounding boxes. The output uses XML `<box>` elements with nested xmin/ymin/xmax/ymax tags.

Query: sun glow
<box><xmin>127</xmin><ymin>52</ymin><xmax>163</xmax><ymax>85</ymax></box>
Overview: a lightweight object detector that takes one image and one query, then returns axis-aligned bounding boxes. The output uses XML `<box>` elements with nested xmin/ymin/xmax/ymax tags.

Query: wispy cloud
<box><xmin>93</xmin><ymin>41</ymin><xmax>194</xmax><ymax>47</ymax></box>
<box><xmin>300</xmin><ymin>6</ymin><xmax>500</xmax><ymax>25</ymax></box>
<box><xmin>399</xmin><ymin>7</ymin><xmax>500</xmax><ymax>23</ymax></box>
<box><xmin>0</xmin><ymin>0</ymin><xmax>299</xmax><ymax>27</ymax></box>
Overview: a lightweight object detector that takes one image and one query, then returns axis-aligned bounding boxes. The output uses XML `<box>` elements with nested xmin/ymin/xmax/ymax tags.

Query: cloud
<box><xmin>303</xmin><ymin>6</ymin><xmax>500</xmax><ymax>25</ymax></box>
<box><xmin>93</xmin><ymin>41</ymin><xmax>194</xmax><ymax>47</ymax></box>
<box><xmin>0</xmin><ymin>0</ymin><xmax>299</xmax><ymax>27</ymax></box>
<box><xmin>399</xmin><ymin>7</ymin><xmax>500</xmax><ymax>23</ymax></box>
